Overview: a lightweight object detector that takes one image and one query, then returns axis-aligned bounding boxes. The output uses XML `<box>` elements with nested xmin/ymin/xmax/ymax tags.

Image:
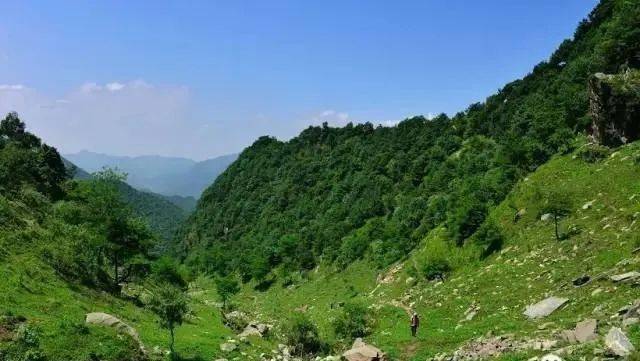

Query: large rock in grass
<box><xmin>524</xmin><ymin>297</ymin><xmax>568</xmax><ymax>319</ymax></box>
<box><xmin>562</xmin><ymin>319</ymin><xmax>598</xmax><ymax>344</ymax></box>
<box><xmin>85</xmin><ymin>312</ymin><xmax>144</xmax><ymax>352</ymax></box>
<box><xmin>610</xmin><ymin>271</ymin><xmax>640</xmax><ymax>282</ymax></box>
<box><xmin>605</xmin><ymin>327</ymin><xmax>635</xmax><ymax>357</ymax></box>
<box><xmin>343</xmin><ymin>338</ymin><xmax>386</xmax><ymax>361</ymax></box>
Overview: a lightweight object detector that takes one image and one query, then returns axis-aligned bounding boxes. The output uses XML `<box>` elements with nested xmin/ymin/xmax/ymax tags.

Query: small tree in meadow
<box><xmin>148</xmin><ymin>284</ymin><xmax>189</xmax><ymax>357</ymax></box>
<box><xmin>215</xmin><ymin>275</ymin><xmax>240</xmax><ymax>309</ymax></box>
<box><xmin>541</xmin><ymin>190</ymin><xmax>572</xmax><ymax>241</ymax></box>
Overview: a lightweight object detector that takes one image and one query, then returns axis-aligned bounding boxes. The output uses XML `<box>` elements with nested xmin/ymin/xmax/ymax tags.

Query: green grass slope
<box><xmin>0</xmin><ymin>192</ymin><xmax>242</xmax><ymax>360</ymax></box>
<box><xmin>229</xmin><ymin>139</ymin><xmax>640</xmax><ymax>360</ymax></box>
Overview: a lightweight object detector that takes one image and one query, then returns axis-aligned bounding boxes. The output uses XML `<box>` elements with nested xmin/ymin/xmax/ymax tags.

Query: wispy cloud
<box><xmin>0</xmin><ymin>84</ymin><xmax>25</xmax><ymax>91</ymax></box>
<box><xmin>312</xmin><ymin>109</ymin><xmax>350</xmax><ymax>125</ymax></box>
<box><xmin>0</xmin><ymin>80</ymin><xmax>192</xmax><ymax>157</ymax></box>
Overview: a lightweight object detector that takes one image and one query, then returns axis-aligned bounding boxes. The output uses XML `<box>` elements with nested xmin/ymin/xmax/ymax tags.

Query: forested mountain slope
<box><xmin>178</xmin><ymin>0</ymin><xmax>640</xmax><ymax>279</ymax></box>
<box><xmin>63</xmin><ymin>159</ymin><xmax>189</xmax><ymax>242</ymax></box>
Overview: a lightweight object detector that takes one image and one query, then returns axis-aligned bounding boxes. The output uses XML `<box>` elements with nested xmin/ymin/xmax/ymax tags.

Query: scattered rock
<box><xmin>220</xmin><ymin>342</ymin><xmax>237</xmax><ymax>352</ymax></box>
<box><xmin>610</xmin><ymin>271</ymin><xmax>640</xmax><ymax>282</ymax></box>
<box><xmin>605</xmin><ymin>327</ymin><xmax>635</xmax><ymax>357</ymax></box>
<box><xmin>591</xmin><ymin>288</ymin><xmax>603</xmax><ymax>297</ymax></box>
<box><xmin>342</xmin><ymin>338</ymin><xmax>386</xmax><ymax>361</ymax></box>
<box><xmin>541</xmin><ymin>213</ymin><xmax>553</xmax><ymax>222</ymax></box>
<box><xmin>575</xmin><ymin>319</ymin><xmax>598</xmax><ymax>343</ymax></box>
<box><xmin>540</xmin><ymin>354</ymin><xmax>563</xmax><ymax>361</ymax></box>
<box><xmin>622</xmin><ymin>317</ymin><xmax>639</xmax><ymax>328</ymax></box>
<box><xmin>239</xmin><ymin>322</ymin><xmax>270</xmax><ymax>338</ymax></box>
<box><xmin>623</xmin><ymin>299</ymin><xmax>640</xmax><ymax>319</ymax></box>
<box><xmin>582</xmin><ymin>200</ymin><xmax>596</xmax><ymax>210</ymax></box>
<box><xmin>85</xmin><ymin>312</ymin><xmax>144</xmax><ymax>352</ymax></box>
<box><xmin>524</xmin><ymin>297</ymin><xmax>569</xmax><ymax>319</ymax></box>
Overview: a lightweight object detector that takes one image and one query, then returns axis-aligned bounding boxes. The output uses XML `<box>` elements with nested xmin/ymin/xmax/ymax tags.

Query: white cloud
<box><xmin>0</xmin><ymin>84</ymin><xmax>25</xmax><ymax>91</ymax></box>
<box><xmin>311</xmin><ymin>109</ymin><xmax>350</xmax><ymax>126</ymax></box>
<box><xmin>105</xmin><ymin>82</ymin><xmax>125</xmax><ymax>92</ymax></box>
<box><xmin>0</xmin><ymin>80</ymin><xmax>192</xmax><ymax>157</ymax></box>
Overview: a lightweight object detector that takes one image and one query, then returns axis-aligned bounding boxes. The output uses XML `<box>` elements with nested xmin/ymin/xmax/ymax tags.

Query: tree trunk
<box><xmin>554</xmin><ymin>215</ymin><xmax>560</xmax><ymax>241</ymax></box>
<box><xmin>170</xmin><ymin>327</ymin><xmax>175</xmax><ymax>356</ymax></box>
<box><xmin>113</xmin><ymin>252</ymin><xmax>119</xmax><ymax>284</ymax></box>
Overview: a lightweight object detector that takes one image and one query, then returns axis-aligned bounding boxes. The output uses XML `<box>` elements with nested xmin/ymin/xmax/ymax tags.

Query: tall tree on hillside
<box><xmin>76</xmin><ymin>169</ymin><xmax>153</xmax><ymax>286</ymax></box>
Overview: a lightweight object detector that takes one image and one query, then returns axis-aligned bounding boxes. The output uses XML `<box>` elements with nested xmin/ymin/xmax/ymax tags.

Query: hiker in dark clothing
<box><xmin>410</xmin><ymin>312</ymin><xmax>419</xmax><ymax>337</ymax></box>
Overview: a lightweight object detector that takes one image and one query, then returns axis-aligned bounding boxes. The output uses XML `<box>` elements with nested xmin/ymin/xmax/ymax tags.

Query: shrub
<box><xmin>332</xmin><ymin>302</ymin><xmax>373</xmax><ymax>340</ymax></box>
<box><xmin>416</xmin><ymin>235</ymin><xmax>452</xmax><ymax>280</ymax></box>
<box><xmin>473</xmin><ymin>220</ymin><xmax>504</xmax><ymax>258</ymax></box>
<box><xmin>151</xmin><ymin>257</ymin><xmax>187</xmax><ymax>288</ymax></box>
<box><xmin>420</xmin><ymin>258</ymin><xmax>451</xmax><ymax>280</ymax></box>
<box><xmin>215</xmin><ymin>275</ymin><xmax>240</xmax><ymax>309</ymax></box>
<box><xmin>282</xmin><ymin>313</ymin><xmax>324</xmax><ymax>357</ymax></box>
<box><xmin>578</xmin><ymin>143</ymin><xmax>610</xmax><ymax>162</ymax></box>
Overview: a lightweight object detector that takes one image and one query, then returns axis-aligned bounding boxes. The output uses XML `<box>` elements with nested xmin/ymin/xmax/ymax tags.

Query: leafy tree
<box><xmin>147</xmin><ymin>284</ymin><xmax>189</xmax><ymax>357</ymax></box>
<box><xmin>215</xmin><ymin>275</ymin><xmax>239</xmax><ymax>308</ymax></box>
<box><xmin>541</xmin><ymin>190</ymin><xmax>572</xmax><ymax>241</ymax></box>
<box><xmin>72</xmin><ymin>169</ymin><xmax>153</xmax><ymax>287</ymax></box>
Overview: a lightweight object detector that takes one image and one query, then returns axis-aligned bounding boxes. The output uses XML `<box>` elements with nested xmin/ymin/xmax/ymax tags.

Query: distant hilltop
<box><xmin>64</xmin><ymin>150</ymin><xmax>238</xmax><ymax>198</ymax></box>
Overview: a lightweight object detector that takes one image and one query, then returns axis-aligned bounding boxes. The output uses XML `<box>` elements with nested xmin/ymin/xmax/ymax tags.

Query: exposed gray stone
<box><xmin>220</xmin><ymin>342</ymin><xmax>237</xmax><ymax>352</ymax></box>
<box><xmin>524</xmin><ymin>297</ymin><xmax>569</xmax><ymax>319</ymax></box>
<box><xmin>610</xmin><ymin>271</ymin><xmax>640</xmax><ymax>282</ymax></box>
<box><xmin>343</xmin><ymin>339</ymin><xmax>385</xmax><ymax>361</ymax></box>
<box><xmin>85</xmin><ymin>312</ymin><xmax>145</xmax><ymax>352</ymax></box>
<box><xmin>574</xmin><ymin>319</ymin><xmax>598</xmax><ymax>343</ymax></box>
<box><xmin>605</xmin><ymin>327</ymin><xmax>635</xmax><ymax>357</ymax></box>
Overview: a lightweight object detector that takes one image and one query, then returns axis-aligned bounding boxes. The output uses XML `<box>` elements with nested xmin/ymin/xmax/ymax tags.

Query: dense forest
<box><xmin>178</xmin><ymin>0</ymin><xmax>640</xmax><ymax>280</ymax></box>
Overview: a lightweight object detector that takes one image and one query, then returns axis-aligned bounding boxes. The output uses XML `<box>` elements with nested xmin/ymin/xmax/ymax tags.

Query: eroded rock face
<box><xmin>589</xmin><ymin>70</ymin><xmax>640</xmax><ymax>147</ymax></box>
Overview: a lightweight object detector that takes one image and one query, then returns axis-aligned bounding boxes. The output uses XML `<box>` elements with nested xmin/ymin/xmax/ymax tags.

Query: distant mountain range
<box><xmin>64</xmin><ymin>150</ymin><xmax>237</xmax><ymax>198</ymax></box>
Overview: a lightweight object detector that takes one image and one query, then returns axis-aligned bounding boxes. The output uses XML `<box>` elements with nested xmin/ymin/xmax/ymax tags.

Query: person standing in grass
<box><xmin>410</xmin><ymin>311</ymin><xmax>420</xmax><ymax>337</ymax></box>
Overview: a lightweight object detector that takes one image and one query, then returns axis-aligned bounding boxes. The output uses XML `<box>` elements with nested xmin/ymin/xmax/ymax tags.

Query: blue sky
<box><xmin>0</xmin><ymin>0</ymin><xmax>598</xmax><ymax>159</ymax></box>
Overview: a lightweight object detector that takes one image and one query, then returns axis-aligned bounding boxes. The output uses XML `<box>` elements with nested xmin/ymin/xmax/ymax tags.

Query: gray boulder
<box><xmin>605</xmin><ymin>327</ymin><xmax>635</xmax><ymax>357</ymax></box>
<box><xmin>220</xmin><ymin>342</ymin><xmax>237</xmax><ymax>352</ymax></box>
<box><xmin>85</xmin><ymin>312</ymin><xmax>144</xmax><ymax>352</ymax></box>
<box><xmin>238</xmin><ymin>322</ymin><xmax>270</xmax><ymax>338</ymax></box>
<box><xmin>524</xmin><ymin>297</ymin><xmax>568</xmax><ymax>319</ymax></box>
<box><xmin>610</xmin><ymin>271</ymin><xmax>640</xmax><ymax>282</ymax></box>
<box><xmin>574</xmin><ymin>319</ymin><xmax>598</xmax><ymax>343</ymax></box>
<box><xmin>343</xmin><ymin>338</ymin><xmax>385</xmax><ymax>361</ymax></box>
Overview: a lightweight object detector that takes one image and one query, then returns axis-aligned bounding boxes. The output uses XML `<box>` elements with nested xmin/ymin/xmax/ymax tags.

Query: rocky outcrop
<box><xmin>589</xmin><ymin>70</ymin><xmax>640</xmax><ymax>147</ymax></box>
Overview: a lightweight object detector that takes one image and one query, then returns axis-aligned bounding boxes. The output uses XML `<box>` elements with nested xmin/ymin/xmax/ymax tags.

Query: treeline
<box><xmin>178</xmin><ymin>0</ymin><xmax>640</xmax><ymax>280</ymax></box>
